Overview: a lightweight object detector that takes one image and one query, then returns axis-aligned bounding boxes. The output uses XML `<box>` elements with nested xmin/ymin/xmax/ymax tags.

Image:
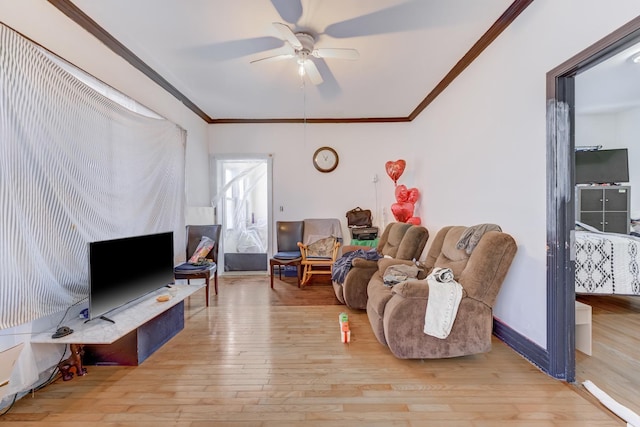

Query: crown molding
<box><xmin>48</xmin><ymin>0</ymin><xmax>533</xmax><ymax>125</ymax></box>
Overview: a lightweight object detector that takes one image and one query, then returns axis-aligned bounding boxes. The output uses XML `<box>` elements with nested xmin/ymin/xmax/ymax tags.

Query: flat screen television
<box><xmin>575</xmin><ymin>148</ymin><xmax>629</xmax><ymax>184</ymax></box>
<box><xmin>88</xmin><ymin>231</ymin><xmax>174</xmax><ymax>322</ymax></box>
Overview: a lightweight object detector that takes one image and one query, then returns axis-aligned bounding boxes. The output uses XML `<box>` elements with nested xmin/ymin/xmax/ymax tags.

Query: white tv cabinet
<box><xmin>31</xmin><ymin>284</ymin><xmax>203</xmax><ymax>366</ymax></box>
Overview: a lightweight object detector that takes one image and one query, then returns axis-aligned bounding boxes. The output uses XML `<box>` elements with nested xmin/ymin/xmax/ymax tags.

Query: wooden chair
<box><xmin>269</xmin><ymin>221</ymin><xmax>304</xmax><ymax>288</ymax></box>
<box><xmin>174</xmin><ymin>225</ymin><xmax>221</xmax><ymax>306</ymax></box>
<box><xmin>297</xmin><ymin>237</ymin><xmax>341</xmax><ymax>286</ymax></box>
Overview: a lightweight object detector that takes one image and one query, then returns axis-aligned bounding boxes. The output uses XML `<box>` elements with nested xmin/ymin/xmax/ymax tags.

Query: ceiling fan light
<box><xmin>298</xmin><ymin>62</ymin><xmax>305</xmax><ymax>77</ymax></box>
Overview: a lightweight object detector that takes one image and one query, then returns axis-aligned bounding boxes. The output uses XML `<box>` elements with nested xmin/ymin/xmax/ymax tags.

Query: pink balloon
<box><xmin>407</xmin><ymin>188</ymin><xmax>420</xmax><ymax>204</ymax></box>
<box><xmin>391</xmin><ymin>202</ymin><xmax>414</xmax><ymax>223</ymax></box>
<box><xmin>395</xmin><ymin>185</ymin><xmax>409</xmax><ymax>202</ymax></box>
<box><xmin>407</xmin><ymin>217</ymin><xmax>421</xmax><ymax>225</ymax></box>
<box><xmin>385</xmin><ymin>160</ymin><xmax>406</xmax><ymax>185</ymax></box>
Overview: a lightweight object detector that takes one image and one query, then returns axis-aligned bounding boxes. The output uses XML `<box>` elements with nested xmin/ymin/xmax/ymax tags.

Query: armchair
<box><xmin>366</xmin><ymin>225</ymin><xmax>517</xmax><ymax>359</ymax></box>
<box><xmin>332</xmin><ymin>222</ymin><xmax>429</xmax><ymax>309</ymax></box>
<box><xmin>298</xmin><ymin>237</ymin><xmax>341</xmax><ymax>285</ymax></box>
<box><xmin>269</xmin><ymin>221</ymin><xmax>304</xmax><ymax>288</ymax></box>
<box><xmin>295</xmin><ymin>218</ymin><xmax>343</xmax><ymax>286</ymax></box>
<box><xmin>174</xmin><ymin>225</ymin><xmax>221</xmax><ymax>307</ymax></box>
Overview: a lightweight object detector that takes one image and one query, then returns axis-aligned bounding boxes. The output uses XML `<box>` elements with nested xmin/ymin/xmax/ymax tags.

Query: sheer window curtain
<box><xmin>0</xmin><ymin>23</ymin><xmax>186</xmax><ymax>329</ymax></box>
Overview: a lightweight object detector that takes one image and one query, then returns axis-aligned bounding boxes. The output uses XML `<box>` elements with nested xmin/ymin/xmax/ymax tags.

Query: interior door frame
<box><xmin>546</xmin><ymin>16</ymin><xmax>640</xmax><ymax>381</ymax></box>
<box><xmin>210</xmin><ymin>153</ymin><xmax>273</xmax><ymax>274</ymax></box>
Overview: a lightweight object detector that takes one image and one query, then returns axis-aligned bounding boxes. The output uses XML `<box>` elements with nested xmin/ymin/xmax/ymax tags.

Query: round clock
<box><xmin>312</xmin><ymin>146</ymin><xmax>339</xmax><ymax>173</ymax></box>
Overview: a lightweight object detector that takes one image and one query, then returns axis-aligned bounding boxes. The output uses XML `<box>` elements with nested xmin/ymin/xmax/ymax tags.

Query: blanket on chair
<box><xmin>455</xmin><ymin>223</ymin><xmax>501</xmax><ymax>254</ymax></box>
<box><xmin>331</xmin><ymin>248</ymin><xmax>381</xmax><ymax>284</ymax></box>
<box><xmin>423</xmin><ymin>267</ymin><xmax>463</xmax><ymax>339</ymax></box>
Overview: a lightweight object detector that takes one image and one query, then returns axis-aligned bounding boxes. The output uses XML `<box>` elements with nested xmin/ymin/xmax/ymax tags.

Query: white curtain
<box><xmin>0</xmin><ymin>23</ymin><xmax>186</xmax><ymax>329</ymax></box>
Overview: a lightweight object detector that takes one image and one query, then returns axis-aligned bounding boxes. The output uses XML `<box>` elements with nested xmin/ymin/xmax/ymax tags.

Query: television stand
<box><xmin>84</xmin><ymin>315</ymin><xmax>115</xmax><ymax>325</ymax></box>
<box><xmin>31</xmin><ymin>284</ymin><xmax>203</xmax><ymax>366</ymax></box>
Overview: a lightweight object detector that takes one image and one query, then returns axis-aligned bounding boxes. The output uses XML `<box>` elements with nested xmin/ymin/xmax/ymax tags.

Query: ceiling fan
<box><xmin>250</xmin><ymin>22</ymin><xmax>359</xmax><ymax>85</ymax></box>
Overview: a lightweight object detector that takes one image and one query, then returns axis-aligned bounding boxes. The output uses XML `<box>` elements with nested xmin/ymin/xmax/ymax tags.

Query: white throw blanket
<box><xmin>423</xmin><ymin>267</ymin><xmax>463</xmax><ymax>339</ymax></box>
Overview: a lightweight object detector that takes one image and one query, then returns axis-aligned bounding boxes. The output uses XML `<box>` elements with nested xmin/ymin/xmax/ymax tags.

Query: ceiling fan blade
<box><xmin>250</xmin><ymin>53</ymin><xmax>294</xmax><ymax>64</ymax></box>
<box><xmin>303</xmin><ymin>60</ymin><xmax>324</xmax><ymax>85</ymax></box>
<box><xmin>270</xmin><ymin>0</ymin><xmax>303</xmax><ymax>25</ymax></box>
<box><xmin>272</xmin><ymin>22</ymin><xmax>302</xmax><ymax>50</ymax></box>
<box><xmin>311</xmin><ymin>58</ymin><xmax>341</xmax><ymax>99</ymax></box>
<box><xmin>312</xmin><ymin>48</ymin><xmax>359</xmax><ymax>60</ymax></box>
<box><xmin>190</xmin><ymin>37</ymin><xmax>284</xmax><ymax>62</ymax></box>
<box><xmin>323</xmin><ymin>0</ymin><xmax>433</xmax><ymax>38</ymax></box>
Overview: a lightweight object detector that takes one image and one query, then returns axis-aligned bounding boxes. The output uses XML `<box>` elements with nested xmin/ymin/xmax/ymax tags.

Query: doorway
<box><xmin>212</xmin><ymin>155</ymin><xmax>272</xmax><ymax>274</ymax></box>
<box><xmin>547</xmin><ymin>17</ymin><xmax>640</xmax><ymax>381</ymax></box>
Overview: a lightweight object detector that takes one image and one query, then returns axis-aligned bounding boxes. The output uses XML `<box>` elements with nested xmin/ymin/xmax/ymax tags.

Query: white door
<box><xmin>212</xmin><ymin>155</ymin><xmax>272</xmax><ymax>273</ymax></box>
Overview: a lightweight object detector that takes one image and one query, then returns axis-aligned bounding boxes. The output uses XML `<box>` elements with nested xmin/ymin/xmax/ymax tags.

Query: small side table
<box><xmin>575</xmin><ymin>301</ymin><xmax>592</xmax><ymax>356</ymax></box>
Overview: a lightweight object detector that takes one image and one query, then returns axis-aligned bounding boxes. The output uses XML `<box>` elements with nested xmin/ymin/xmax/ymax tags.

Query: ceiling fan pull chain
<box><xmin>302</xmin><ymin>78</ymin><xmax>307</xmax><ymax>145</ymax></box>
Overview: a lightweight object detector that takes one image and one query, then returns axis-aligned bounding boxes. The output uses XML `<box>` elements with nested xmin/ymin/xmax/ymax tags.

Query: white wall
<box><xmin>209</xmin><ymin>122</ymin><xmax>419</xmax><ymax>250</ymax></box>
<box><xmin>0</xmin><ymin>0</ymin><xmax>210</xmax><ymax>399</ymax></box>
<box><xmin>575</xmin><ymin>113</ymin><xmax>619</xmax><ymax>148</ymax></box>
<box><xmin>618</xmin><ymin>108</ymin><xmax>640</xmax><ymax>216</ymax></box>
<box><xmin>405</xmin><ymin>0</ymin><xmax>640</xmax><ymax>345</ymax></box>
<box><xmin>576</xmin><ymin>108</ymin><xmax>640</xmax><ymax>216</ymax></box>
<box><xmin>210</xmin><ymin>1</ymin><xmax>640</xmax><ymax>348</ymax></box>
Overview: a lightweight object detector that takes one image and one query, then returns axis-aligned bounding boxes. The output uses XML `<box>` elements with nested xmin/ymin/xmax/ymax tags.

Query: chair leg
<box><xmin>205</xmin><ymin>276</ymin><xmax>210</xmax><ymax>307</ymax></box>
<box><xmin>214</xmin><ymin>271</ymin><xmax>218</xmax><ymax>295</ymax></box>
<box><xmin>296</xmin><ymin>264</ymin><xmax>301</xmax><ymax>288</ymax></box>
<box><xmin>301</xmin><ymin>265</ymin><xmax>310</xmax><ymax>286</ymax></box>
<box><xmin>270</xmin><ymin>263</ymin><xmax>275</xmax><ymax>289</ymax></box>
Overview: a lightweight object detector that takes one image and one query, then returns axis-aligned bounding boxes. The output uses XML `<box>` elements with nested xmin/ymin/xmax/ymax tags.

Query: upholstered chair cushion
<box><xmin>425</xmin><ymin>226</ymin><xmax>515</xmax><ymax>305</ymax></box>
<box><xmin>394</xmin><ymin>225</ymin><xmax>430</xmax><ymax>260</ymax></box>
<box><xmin>378</xmin><ymin>223</ymin><xmax>413</xmax><ymax>257</ymax></box>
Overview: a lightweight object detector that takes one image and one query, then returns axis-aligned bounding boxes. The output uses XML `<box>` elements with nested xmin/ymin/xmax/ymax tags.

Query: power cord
<box><xmin>0</xmin><ymin>344</ymin><xmax>68</xmax><ymax>417</ymax></box>
<box><xmin>0</xmin><ymin>296</ymin><xmax>88</xmax><ymax>338</ymax></box>
<box><xmin>55</xmin><ymin>297</ymin><xmax>88</xmax><ymax>329</ymax></box>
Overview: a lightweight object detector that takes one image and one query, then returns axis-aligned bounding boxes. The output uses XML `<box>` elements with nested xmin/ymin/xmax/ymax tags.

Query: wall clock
<box><xmin>312</xmin><ymin>146</ymin><xmax>339</xmax><ymax>173</ymax></box>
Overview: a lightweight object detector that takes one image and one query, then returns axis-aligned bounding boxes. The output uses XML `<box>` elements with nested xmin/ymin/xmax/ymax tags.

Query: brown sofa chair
<box><xmin>366</xmin><ymin>225</ymin><xmax>517</xmax><ymax>359</ymax></box>
<box><xmin>332</xmin><ymin>222</ymin><xmax>429</xmax><ymax>309</ymax></box>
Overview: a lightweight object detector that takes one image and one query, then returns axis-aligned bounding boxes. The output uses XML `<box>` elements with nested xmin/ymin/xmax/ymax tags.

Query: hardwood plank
<box><xmin>0</xmin><ymin>278</ymin><xmax>625</xmax><ymax>426</ymax></box>
<box><xmin>576</xmin><ymin>294</ymin><xmax>640</xmax><ymax>419</ymax></box>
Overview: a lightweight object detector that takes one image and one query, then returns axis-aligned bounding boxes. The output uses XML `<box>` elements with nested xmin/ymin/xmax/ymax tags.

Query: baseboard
<box><xmin>493</xmin><ymin>318</ymin><xmax>551</xmax><ymax>377</ymax></box>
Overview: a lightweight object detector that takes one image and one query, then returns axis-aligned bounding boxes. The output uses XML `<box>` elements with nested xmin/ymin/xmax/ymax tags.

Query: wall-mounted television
<box><xmin>575</xmin><ymin>148</ymin><xmax>629</xmax><ymax>184</ymax></box>
<box><xmin>88</xmin><ymin>232</ymin><xmax>174</xmax><ymax>322</ymax></box>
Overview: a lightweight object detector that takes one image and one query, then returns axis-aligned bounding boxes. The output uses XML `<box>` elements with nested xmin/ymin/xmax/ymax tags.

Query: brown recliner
<box><xmin>366</xmin><ymin>225</ymin><xmax>517</xmax><ymax>359</ymax></box>
<box><xmin>332</xmin><ymin>222</ymin><xmax>429</xmax><ymax>309</ymax></box>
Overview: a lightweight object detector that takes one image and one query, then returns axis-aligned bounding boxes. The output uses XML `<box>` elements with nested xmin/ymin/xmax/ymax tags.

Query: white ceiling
<box><xmin>67</xmin><ymin>0</ymin><xmax>516</xmax><ymax>122</ymax></box>
<box><xmin>576</xmin><ymin>41</ymin><xmax>640</xmax><ymax>115</ymax></box>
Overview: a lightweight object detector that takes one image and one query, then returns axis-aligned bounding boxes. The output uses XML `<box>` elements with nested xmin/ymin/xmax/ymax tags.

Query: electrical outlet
<box><xmin>372</xmin><ymin>174</ymin><xmax>378</xmax><ymax>183</ymax></box>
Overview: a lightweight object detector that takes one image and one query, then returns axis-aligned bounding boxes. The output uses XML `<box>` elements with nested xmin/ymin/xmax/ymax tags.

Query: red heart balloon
<box><xmin>391</xmin><ymin>202</ymin><xmax>414</xmax><ymax>223</ymax></box>
<box><xmin>385</xmin><ymin>160</ymin><xmax>406</xmax><ymax>185</ymax></box>
<box><xmin>407</xmin><ymin>216</ymin><xmax>421</xmax><ymax>225</ymax></box>
<box><xmin>395</xmin><ymin>185</ymin><xmax>409</xmax><ymax>202</ymax></box>
<box><xmin>407</xmin><ymin>187</ymin><xmax>420</xmax><ymax>204</ymax></box>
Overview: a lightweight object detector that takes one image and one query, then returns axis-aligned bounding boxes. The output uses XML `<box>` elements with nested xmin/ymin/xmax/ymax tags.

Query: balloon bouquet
<box><xmin>385</xmin><ymin>160</ymin><xmax>421</xmax><ymax>225</ymax></box>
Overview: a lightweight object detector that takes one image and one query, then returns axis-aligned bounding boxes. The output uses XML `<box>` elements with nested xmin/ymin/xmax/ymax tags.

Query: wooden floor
<box><xmin>0</xmin><ymin>276</ymin><xmax>625</xmax><ymax>426</ymax></box>
<box><xmin>576</xmin><ymin>294</ymin><xmax>640</xmax><ymax>418</ymax></box>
